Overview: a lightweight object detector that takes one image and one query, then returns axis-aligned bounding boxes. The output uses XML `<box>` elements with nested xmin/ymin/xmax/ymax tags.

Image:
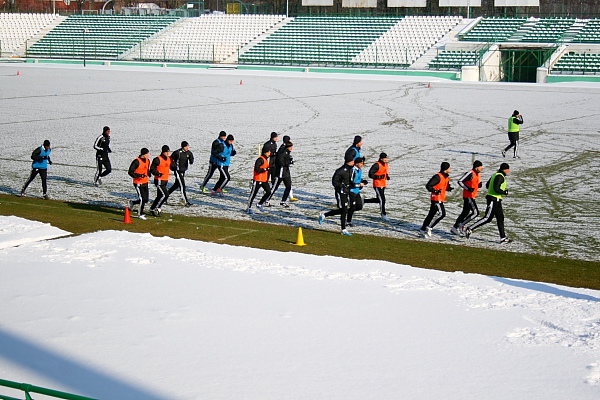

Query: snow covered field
<box><xmin>0</xmin><ymin>216</ymin><xmax>599</xmax><ymax>400</ymax></box>
<box><xmin>1</xmin><ymin>63</ymin><xmax>599</xmax><ymax>262</ymax></box>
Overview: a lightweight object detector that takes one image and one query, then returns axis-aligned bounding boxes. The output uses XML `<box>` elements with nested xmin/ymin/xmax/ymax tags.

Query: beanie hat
<box><xmin>473</xmin><ymin>160</ymin><xmax>483</xmax><ymax>169</ymax></box>
<box><xmin>353</xmin><ymin>135</ymin><xmax>362</xmax><ymax>145</ymax></box>
<box><xmin>344</xmin><ymin>153</ymin><xmax>355</xmax><ymax>163</ymax></box>
<box><xmin>500</xmin><ymin>162</ymin><xmax>510</xmax><ymax>171</ymax></box>
<box><xmin>140</xmin><ymin>148</ymin><xmax>149</xmax><ymax>156</ymax></box>
<box><xmin>43</xmin><ymin>140</ymin><xmax>51</xmax><ymax>147</ymax></box>
<box><xmin>270</xmin><ymin>132</ymin><xmax>278</xmax><ymax>139</ymax></box>
<box><xmin>181</xmin><ymin>141</ymin><xmax>189</xmax><ymax>148</ymax></box>
<box><xmin>355</xmin><ymin>157</ymin><xmax>365</xmax><ymax>164</ymax></box>
<box><xmin>379</xmin><ymin>152</ymin><xmax>388</xmax><ymax>160</ymax></box>
<box><xmin>161</xmin><ymin>145</ymin><xmax>170</xmax><ymax>153</ymax></box>
<box><xmin>513</xmin><ymin>110</ymin><xmax>520</xmax><ymax>116</ymax></box>
<box><xmin>285</xmin><ymin>141</ymin><xmax>293</xmax><ymax>148</ymax></box>
<box><xmin>440</xmin><ymin>162</ymin><xmax>450</xmax><ymax>172</ymax></box>
<box><xmin>261</xmin><ymin>146</ymin><xmax>272</xmax><ymax>155</ymax></box>
<box><xmin>282</xmin><ymin>135</ymin><xmax>290</xmax><ymax>144</ymax></box>
<box><xmin>219</xmin><ymin>131</ymin><xmax>227</xmax><ymax>138</ymax></box>
<box><xmin>103</xmin><ymin>126</ymin><xmax>110</xmax><ymax>134</ymax></box>
<box><xmin>226</xmin><ymin>134</ymin><xmax>234</xmax><ymax>141</ymax></box>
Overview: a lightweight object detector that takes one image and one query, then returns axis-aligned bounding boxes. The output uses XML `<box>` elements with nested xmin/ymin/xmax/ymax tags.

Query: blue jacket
<box><xmin>32</xmin><ymin>146</ymin><xmax>51</xmax><ymax>169</ymax></box>
<box><xmin>218</xmin><ymin>143</ymin><xmax>236</xmax><ymax>167</ymax></box>
<box><xmin>209</xmin><ymin>138</ymin><xmax>225</xmax><ymax>164</ymax></box>
<box><xmin>350</xmin><ymin>167</ymin><xmax>364</xmax><ymax>194</ymax></box>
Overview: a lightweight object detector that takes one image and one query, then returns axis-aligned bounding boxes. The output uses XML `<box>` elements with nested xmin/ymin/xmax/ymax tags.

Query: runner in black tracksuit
<box><xmin>168</xmin><ymin>141</ymin><xmax>194</xmax><ymax>206</ymax></box>
<box><xmin>266</xmin><ymin>140</ymin><xmax>294</xmax><ymax>207</ymax></box>
<box><xmin>93</xmin><ymin>126</ymin><xmax>112</xmax><ymax>186</ymax></box>
<box><xmin>262</xmin><ymin>132</ymin><xmax>279</xmax><ymax>188</ymax></box>
<box><xmin>319</xmin><ymin>156</ymin><xmax>354</xmax><ymax>235</ymax></box>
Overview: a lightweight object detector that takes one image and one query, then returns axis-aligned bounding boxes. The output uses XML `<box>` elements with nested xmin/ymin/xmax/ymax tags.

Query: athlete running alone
<box><xmin>502</xmin><ymin>110</ymin><xmax>523</xmax><ymax>159</ymax></box>
<box><xmin>21</xmin><ymin>139</ymin><xmax>52</xmax><ymax>199</ymax></box>
<box><xmin>93</xmin><ymin>126</ymin><xmax>112</xmax><ymax>186</ymax></box>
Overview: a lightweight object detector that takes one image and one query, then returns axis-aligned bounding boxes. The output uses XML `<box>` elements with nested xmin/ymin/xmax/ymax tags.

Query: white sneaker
<box><xmin>450</xmin><ymin>227</ymin><xmax>460</xmax><ymax>236</ymax></box>
<box><xmin>128</xmin><ymin>200</ymin><xmax>134</xmax><ymax>210</ymax></box>
<box><xmin>381</xmin><ymin>214</ymin><xmax>390</xmax><ymax>221</ymax></box>
<box><xmin>500</xmin><ymin>237</ymin><xmax>513</xmax><ymax>244</ymax></box>
<box><xmin>501</xmin><ymin>150</ymin><xmax>506</xmax><ymax>158</ymax></box>
<box><xmin>138</xmin><ymin>215</ymin><xmax>147</xmax><ymax>220</ymax></box>
<box><xmin>459</xmin><ymin>223</ymin><xmax>465</xmax><ymax>234</ymax></box>
<box><xmin>257</xmin><ymin>204</ymin><xmax>265</xmax><ymax>212</ymax></box>
<box><xmin>318</xmin><ymin>212</ymin><xmax>325</xmax><ymax>225</ymax></box>
<box><xmin>426</xmin><ymin>227</ymin><xmax>432</xmax><ymax>237</ymax></box>
<box><xmin>418</xmin><ymin>229</ymin><xmax>427</xmax><ymax>238</ymax></box>
<box><xmin>280</xmin><ymin>202</ymin><xmax>289</xmax><ymax>208</ymax></box>
<box><xmin>341</xmin><ymin>229</ymin><xmax>352</xmax><ymax>236</ymax></box>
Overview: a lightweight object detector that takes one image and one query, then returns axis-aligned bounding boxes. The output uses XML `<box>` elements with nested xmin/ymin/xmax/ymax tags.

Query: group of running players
<box><xmin>20</xmin><ymin>109</ymin><xmax>520</xmax><ymax>241</ymax></box>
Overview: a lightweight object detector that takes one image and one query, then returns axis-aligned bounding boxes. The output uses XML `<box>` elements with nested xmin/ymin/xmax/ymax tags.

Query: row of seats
<box><xmin>552</xmin><ymin>52</ymin><xmax>600</xmax><ymax>73</ymax></box>
<box><xmin>461</xmin><ymin>17</ymin><xmax>526</xmax><ymax>42</ymax></box>
<box><xmin>521</xmin><ymin>18</ymin><xmax>575</xmax><ymax>42</ymax></box>
<box><xmin>27</xmin><ymin>15</ymin><xmax>180</xmax><ymax>59</ymax></box>
<box><xmin>462</xmin><ymin>17</ymin><xmax>600</xmax><ymax>44</ymax></box>
<box><xmin>133</xmin><ymin>14</ymin><xmax>286</xmax><ymax>63</ymax></box>
<box><xmin>240</xmin><ymin>16</ymin><xmax>403</xmax><ymax>65</ymax></box>
<box><xmin>0</xmin><ymin>13</ymin><xmax>59</xmax><ymax>53</ymax></box>
<box><xmin>355</xmin><ymin>16</ymin><xmax>462</xmax><ymax>66</ymax></box>
<box><xmin>428</xmin><ymin>50</ymin><xmax>479</xmax><ymax>70</ymax></box>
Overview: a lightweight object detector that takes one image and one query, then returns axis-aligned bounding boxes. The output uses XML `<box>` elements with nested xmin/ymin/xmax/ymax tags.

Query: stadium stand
<box><xmin>551</xmin><ymin>52</ymin><xmax>600</xmax><ymax>73</ymax></box>
<box><xmin>238</xmin><ymin>15</ymin><xmax>402</xmax><ymax>65</ymax></box>
<box><xmin>572</xmin><ymin>19</ymin><xmax>600</xmax><ymax>43</ymax></box>
<box><xmin>428</xmin><ymin>50</ymin><xmax>479</xmax><ymax>70</ymax></box>
<box><xmin>460</xmin><ymin>17</ymin><xmax>527</xmax><ymax>42</ymax></box>
<box><xmin>26</xmin><ymin>15</ymin><xmax>180</xmax><ymax>60</ymax></box>
<box><xmin>0</xmin><ymin>13</ymin><xmax>60</xmax><ymax>55</ymax></box>
<box><xmin>521</xmin><ymin>18</ymin><xmax>575</xmax><ymax>42</ymax></box>
<box><xmin>128</xmin><ymin>14</ymin><xmax>286</xmax><ymax>63</ymax></box>
<box><xmin>354</xmin><ymin>16</ymin><xmax>462</xmax><ymax>67</ymax></box>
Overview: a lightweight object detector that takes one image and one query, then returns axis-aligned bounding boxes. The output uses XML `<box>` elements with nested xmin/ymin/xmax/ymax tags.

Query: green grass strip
<box><xmin>1</xmin><ymin>194</ymin><xmax>598</xmax><ymax>290</ymax></box>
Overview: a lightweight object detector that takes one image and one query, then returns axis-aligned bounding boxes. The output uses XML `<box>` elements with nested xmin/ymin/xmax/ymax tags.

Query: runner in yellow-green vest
<box><xmin>465</xmin><ymin>163</ymin><xmax>512</xmax><ymax>244</ymax></box>
<box><xmin>502</xmin><ymin>110</ymin><xmax>523</xmax><ymax>158</ymax></box>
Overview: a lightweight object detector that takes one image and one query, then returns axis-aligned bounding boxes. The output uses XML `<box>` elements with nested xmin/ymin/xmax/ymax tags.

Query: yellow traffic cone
<box><xmin>295</xmin><ymin>227</ymin><xmax>306</xmax><ymax>246</ymax></box>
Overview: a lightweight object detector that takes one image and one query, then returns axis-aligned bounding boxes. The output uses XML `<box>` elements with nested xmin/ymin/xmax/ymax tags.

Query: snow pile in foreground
<box><xmin>0</xmin><ymin>215</ymin><xmax>70</xmax><ymax>249</ymax></box>
<box><xmin>0</xmin><ymin>216</ymin><xmax>598</xmax><ymax>400</ymax></box>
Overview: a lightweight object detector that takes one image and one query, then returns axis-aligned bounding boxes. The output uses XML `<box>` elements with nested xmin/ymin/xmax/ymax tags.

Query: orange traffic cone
<box><xmin>123</xmin><ymin>206</ymin><xmax>133</xmax><ymax>224</ymax></box>
<box><xmin>294</xmin><ymin>227</ymin><xmax>306</xmax><ymax>246</ymax></box>
<box><xmin>427</xmin><ymin>82</ymin><xmax>432</xmax><ymax>88</ymax></box>
<box><xmin>17</xmin><ymin>71</ymin><xmax>21</xmax><ymax>76</ymax></box>
<box><xmin>240</xmin><ymin>79</ymin><xmax>243</xmax><ymax>85</ymax></box>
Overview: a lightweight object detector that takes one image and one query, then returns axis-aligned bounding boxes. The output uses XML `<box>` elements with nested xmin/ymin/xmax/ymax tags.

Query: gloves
<box><xmin>48</xmin><ymin>160</ymin><xmax>53</xmax><ymax>165</ymax></box>
<box><xmin>219</xmin><ymin>156</ymin><xmax>226</xmax><ymax>162</ymax></box>
<box><xmin>156</xmin><ymin>173</ymin><xmax>163</xmax><ymax>177</ymax></box>
<box><xmin>467</xmin><ymin>188</ymin><xmax>474</xmax><ymax>193</ymax></box>
<box><xmin>447</xmin><ymin>186</ymin><xmax>453</xmax><ymax>192</ymax></box>
<box><xmin>433</xmin><ymin>190</ymin><xmax>441</xmax><ymax>195</ymax></box>
<box><xmin>478</xmin><ymin>182</ymin><xmax>482</xmax><ymax>188</ymax></box>
<box><xmin>361</xmin><ymin>180</ymin><xmax>368</xmax><ymax>185</ymax></box>
<box><xmin>504</xmin><ymin>190</ymin><xmax>509</xmax><ymax>196</ymax></box>
<box><xmin>386</xmin><ymin>175</ymin><xmax>390</xmax><ymax>180</ymax></box>
<box><xmin>108</xmin><ymin>149</ymin><xmax>112</xmax><ymax>153</ymax></box>
<box><xmin>41</xmin><ymin>156</ymin><xmax>48</xmax><ymax>160</ymax></box>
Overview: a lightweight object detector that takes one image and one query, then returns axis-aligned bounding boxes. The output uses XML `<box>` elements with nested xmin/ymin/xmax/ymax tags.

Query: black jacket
<box><xmin>332</xmin><ymin>163</ymin><xmax>353</xmax><ymax>195</ymax></box>
<box><xmin>171</xmin><ymin>148</ymin><xmax>194</xmax><ymax>172</ymax></box>
<box><xmin>274</xmin><ymin>146</ymin><xmax>293</xmax><ymax>178</ymax></box>
<box><xmin>94</xmin><ymin>133</ymin><xmax>111</xmax><ymax>156</ymax></box>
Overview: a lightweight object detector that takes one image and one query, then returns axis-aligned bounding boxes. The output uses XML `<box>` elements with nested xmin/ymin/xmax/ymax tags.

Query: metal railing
<box><xmin>0</xmin><ymin>378</ymin><xmax>99</xmax><ymax>400</ymax></box>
